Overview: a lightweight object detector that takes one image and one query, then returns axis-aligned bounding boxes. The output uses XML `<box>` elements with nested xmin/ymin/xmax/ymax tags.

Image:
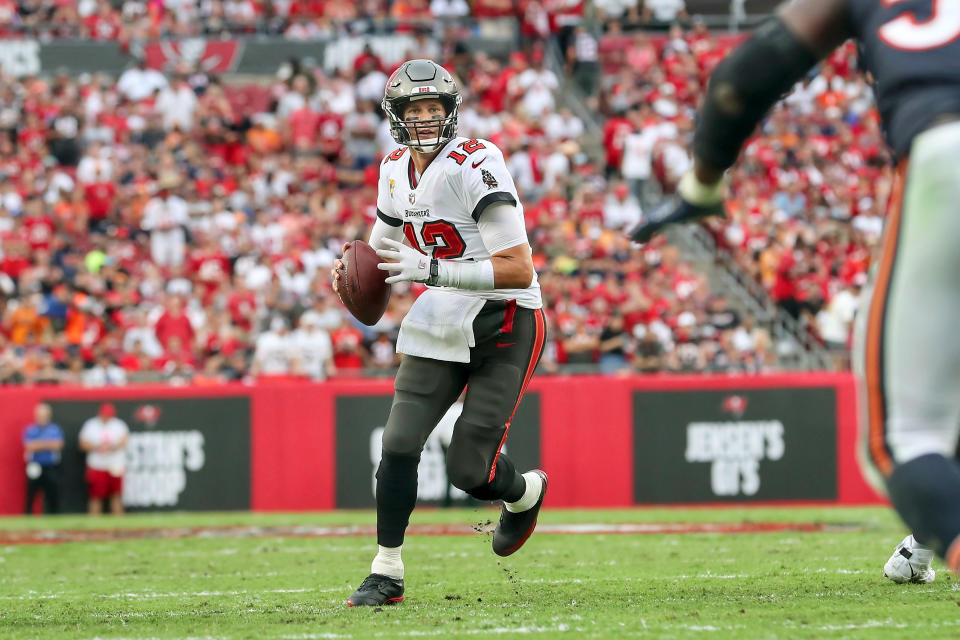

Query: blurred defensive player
<box><xmin>628</xmin><ymin>0</ymin><xmax>960</xmax><ymax>583</ymax></box>
<box><xmin>331</xmin><ymin>59</ymin><xmax>547</xmax><ymax>606</ymax></box>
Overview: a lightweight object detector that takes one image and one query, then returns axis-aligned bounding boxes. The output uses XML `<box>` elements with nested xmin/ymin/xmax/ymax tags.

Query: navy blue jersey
<box><xmin>847</xmin><ymin>0</ymin><xmax>960</xmax><ymax>155</ymax></box>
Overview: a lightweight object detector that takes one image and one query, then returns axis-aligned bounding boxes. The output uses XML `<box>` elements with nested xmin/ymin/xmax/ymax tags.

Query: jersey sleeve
<box><xmin>457</xmin><ymin>141</ymin><xmax>520</xmax><ymax>222</ymax></box>
<box><xmin>375</xmin><ymin>161</ymin><xmax>403</xmax><ymax>228</ymax></box>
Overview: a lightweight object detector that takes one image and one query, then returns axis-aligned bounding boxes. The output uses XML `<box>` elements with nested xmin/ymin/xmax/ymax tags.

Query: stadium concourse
<box><xmin>0</xmin><ymin>3</ymin><xmax>884</xmax><ymax>386</ymax></box>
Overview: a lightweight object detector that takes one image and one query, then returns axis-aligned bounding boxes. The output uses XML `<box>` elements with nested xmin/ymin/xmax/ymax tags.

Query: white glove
<box><xmin>376</xmin><ymin>237</ymin><xmax>431</xmax><ymax>285</ymax></box>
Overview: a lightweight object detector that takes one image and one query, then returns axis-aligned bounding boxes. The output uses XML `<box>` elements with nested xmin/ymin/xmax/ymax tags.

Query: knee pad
<box><xmin>445</xmin><ymin>438</ymin><xmax>491</xmax><ymax>493</ymax></box>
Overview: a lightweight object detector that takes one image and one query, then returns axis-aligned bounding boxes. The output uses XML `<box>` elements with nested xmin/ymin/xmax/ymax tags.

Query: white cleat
<box><xmin>883</xmin><ymin>535</ymin><xmax>936</xmax><ymax>584</ymax></box>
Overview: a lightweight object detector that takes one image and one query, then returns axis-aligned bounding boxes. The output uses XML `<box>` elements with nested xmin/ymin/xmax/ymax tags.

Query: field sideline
<box><xmin>2</xmin><ymin>506</ymin><xmax>959</xmax><ymax>639</ymax></box>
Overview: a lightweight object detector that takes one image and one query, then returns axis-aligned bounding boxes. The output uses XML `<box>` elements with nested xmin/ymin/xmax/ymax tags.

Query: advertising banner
<box><xmin>335</xmin><ymin>392</ymin><xmax>541</xmax><ymax>508</ymax></box>
<box><xmin>47</xmin><ymin>397</ymin><xmax>251</xmax><ymax>513</ymax></box>
<box><xmin>633</xmin><ymin>387</ymin><xmax>838</xmax><ymax>503</ymax></box>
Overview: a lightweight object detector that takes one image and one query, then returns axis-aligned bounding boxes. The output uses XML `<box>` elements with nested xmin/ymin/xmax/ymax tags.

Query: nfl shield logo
<box><xmin>408</xmin><ymin>191</ymin><xmax>416</xmax><ymax>204</ymax></box>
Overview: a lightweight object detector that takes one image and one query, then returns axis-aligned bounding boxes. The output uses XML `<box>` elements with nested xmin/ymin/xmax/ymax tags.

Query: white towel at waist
<box><xmin>396</xmin><ymin>289</ymin><xmax>486</xmax><ymax>363</ymax></box>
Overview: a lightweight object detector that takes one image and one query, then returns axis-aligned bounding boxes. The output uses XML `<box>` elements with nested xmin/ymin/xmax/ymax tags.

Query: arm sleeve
<box><xmin>476</xmin><ymin>201</ymin><xmax>529</xmax><ymax>255</ymax></box>
<box><xmin>693</xmin><ymin>16</ymin><xmax>820</xmax><ymax>171</ymax></box>
<box><xmin>367</xmin><ymin>216</ymin><xmax>406</xmax><ymax>251</ymax></box>
<box><xmin>458</xmin><ymin>142</ymin><xmax>520</xmax><ymax>222</ymax></box>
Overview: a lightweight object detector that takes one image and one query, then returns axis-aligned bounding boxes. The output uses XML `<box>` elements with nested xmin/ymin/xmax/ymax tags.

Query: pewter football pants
<box><xmin>381</xmin><ymin>300</ymin><xmax>546</xmax><ymax>492</ymax></box>
<box><xmin>375</xmin><ymin>301</ymin><xmax>545</xmax><ymax>547</ymax></box>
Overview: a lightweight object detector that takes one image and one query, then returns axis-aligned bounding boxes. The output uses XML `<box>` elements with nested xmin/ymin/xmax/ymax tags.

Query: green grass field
<box><xmin>1</xmin><ymin>506</ymin><xmax>958</xmax><ymax>639</ymax></box>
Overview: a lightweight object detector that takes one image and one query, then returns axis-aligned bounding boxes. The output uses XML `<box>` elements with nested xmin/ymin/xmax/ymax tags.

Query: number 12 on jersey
<box><xmin>403</xmin><ymin>220</ymin><xmax>466</xmax><ymax>259</ymax></box>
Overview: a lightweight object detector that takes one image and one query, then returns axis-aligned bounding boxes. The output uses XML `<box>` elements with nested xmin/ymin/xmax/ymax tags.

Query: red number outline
<box><xmin>421</xmin><ymin>220</ymin><xmax>466</xmax><ymax>259</ymax></box>
<box><xmin>384</xmin><ymin>147</ymin><xmax>407</xmax><ymax>163</ymax></box>
<box><xmin>447</xmin><ymin>139</ymin><xmax>486</xmax><ymax>164</ymax></box>
<box><xmin>402</xmin><ymin>220</ymin><xmax>466</xmax><ymax>259</ymax></box>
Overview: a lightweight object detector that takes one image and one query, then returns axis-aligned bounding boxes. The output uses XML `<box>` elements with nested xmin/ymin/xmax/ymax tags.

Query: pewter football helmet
<box><xmin>382</xmin><ymin>59</ymin><xmax>461</xmax><ymax>153</ymax></box>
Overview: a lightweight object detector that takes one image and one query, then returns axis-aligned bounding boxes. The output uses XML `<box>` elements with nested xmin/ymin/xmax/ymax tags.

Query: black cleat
<box><xmin>345</xmin><ymin>573</ymin><xmax>405</xmax><ymax>607</ymax></box>
<box><xmin>492</xmin><ymin>470</ymin><xmax>548</xmax><ymax>557</ymax></box>
<box><xmin>629</xmin><ymin>197</ymin><xmax>726</xmax><ymax>244</ymax></box>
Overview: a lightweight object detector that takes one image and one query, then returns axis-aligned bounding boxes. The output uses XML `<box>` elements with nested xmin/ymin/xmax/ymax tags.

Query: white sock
<box><xmin>908</xmin><ymin>536</ymin><xmax>934</xmax><ymax>565</ymax></box>
<box><xmin>370</xmin><ymin>545</ymin><xmax>404</xmax><ymax>579</ymax></box>
<box><xmin>505</xmin><ymin>471</ymin><xmax>543</xmax><ymax>513</ymax></box>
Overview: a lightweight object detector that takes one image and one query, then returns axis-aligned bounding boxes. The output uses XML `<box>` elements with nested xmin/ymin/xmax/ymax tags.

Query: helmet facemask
<box><xmin>384</xmin><ymin>94</ymin><xmax>460</xmax><ymax>153</ymax></box>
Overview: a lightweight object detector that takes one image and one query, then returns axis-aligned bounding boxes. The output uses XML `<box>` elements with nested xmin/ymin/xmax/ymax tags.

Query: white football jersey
<box><xmin>376</xmin><ymin>136</ymin><xmax>542</xmax><ymax>309</ymax></box>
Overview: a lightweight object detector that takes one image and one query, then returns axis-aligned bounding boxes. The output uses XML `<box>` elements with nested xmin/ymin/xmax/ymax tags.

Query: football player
<box><xmin>628</xmin><ymin>0</ymin><xmax>960</xmax><ymax>582</ymax></box>
<box><xmin>332</xmin><ymin>59</ymin><xmax>548</xmax><ymax>606</ymax></box>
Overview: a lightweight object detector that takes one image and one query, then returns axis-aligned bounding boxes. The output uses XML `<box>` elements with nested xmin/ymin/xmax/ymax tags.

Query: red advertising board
<box><xmin>0</xmin><ymin>373</ymin><xmax>882</xmax><ymax>516</ymax></box>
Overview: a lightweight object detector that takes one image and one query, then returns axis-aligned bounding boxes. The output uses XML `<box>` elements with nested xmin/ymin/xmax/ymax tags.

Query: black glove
<box><xmin>629</xmin><ymin>172</ymin><xmax>727</xmax><ymax>244</ymax></box>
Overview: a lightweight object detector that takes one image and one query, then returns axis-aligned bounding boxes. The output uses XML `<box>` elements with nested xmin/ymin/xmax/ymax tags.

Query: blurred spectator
<box><xmin>117</xmin><ymin>58</ymin><xmax>168</xmax><ymax>102</ymax></box>
<box><xmin>142</xmin><ymin>180</ymin><xmax>189</xmax><ymax>267</ymax></box>
<box><xmin>370</xmin><ymin>331</ymin><xmax>400</xmax><ymax>369</ymax></box>
<box><xmin>154</xmin><ymin>296</ymin><xmax>195</xmax><ymax>351</ymax></box>
<box><xmin>78</xmin><ymin>403</ymin><xmax>129</xmax><ymax>515</ymax></box>
<box><xmin>512</xmin><ymin>52</ymin><xmax>558</xmax><ymax>118</ymax></box>
<box><xmin>252</xmin><ymin>315</ymin><xmax>293</xmax><ymax>376</ymax></box>
<box><xmin>23</xmin><ymin>403</ymin><xmax>63</xmax><ymax>515</ymax></box>
<box><xmin>641</xmin><ymin>0</ymin><xmax>688</xmax><ymax>26</ymax></box>
<box><xmin>566</xmin><ymin>25</ymin><xmax>600</xmax><ymax>97</ymax></box>
<box><xmin>156</xmin><ymin>74</ymin><xmax>198</xmax><ymax>132</ymax></box>
<box><xmin>634</xmin><ymin>327</ymin><xmax>665</xmax><ymax>373</ymax></box>
<box><xmin>562</xmin><ymin>318</ymin><xmax>599</xmax><ymax>366</ymax></box>
<box><xmin>603</xmin><ymin>181</ymin><xmax>643</xmax><ymax>232</ymax></box>
<box><xmin>599</xmin><ymin>313</ymin><xmax>630</xmax><ymax>374</ymax></box>
<box><xmin>817</xmin><ymin>282</ymin><xmax>860</xmax><ymax>351</ymax></box>
<box><xmin>431</xmin><ymin>0</ymin><xmax>469</xmax><ymax>19</ymax></box>
<box><xmin>330</xmin><ymin>317</ymin><xmax>367</xmax><ymax>373</ymax></box>
<box><xmin>83</xmin><ymin>352</ymin><xmax>127</xmax><ymax>386</ymax></box>
<box><xmin>291</xmin><ymin>313</ymin><xmax>335</xmax><ymax>380</ymax></box>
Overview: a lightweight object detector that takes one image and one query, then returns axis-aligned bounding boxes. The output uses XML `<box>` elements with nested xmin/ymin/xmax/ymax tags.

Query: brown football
<box><xmin>337</xmin><ymin>240</ymin><xmax>391</xmax><ymax>326</ymax></box>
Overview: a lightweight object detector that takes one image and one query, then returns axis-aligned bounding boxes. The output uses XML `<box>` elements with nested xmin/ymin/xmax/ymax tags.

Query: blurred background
<box><xmin>0</xmin><ymin>0</ymin><xmax>886</xmax><ymax>515</ymax></box>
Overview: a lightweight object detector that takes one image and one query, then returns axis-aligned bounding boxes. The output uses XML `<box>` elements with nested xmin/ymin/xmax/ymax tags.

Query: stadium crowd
<box><xmin>0</xmin><ymin>10</ymin><xmax>858</xmax><ymax>387</ymax></box>
<box><xmin>598</xmin><ymin>27</ymin><xmax>890</xmax><ymax>353</ymax></box>
<box><xmin>0</xmin><ymin>0</ymin><xmax>593</xmax><ymax>40</ymax></box>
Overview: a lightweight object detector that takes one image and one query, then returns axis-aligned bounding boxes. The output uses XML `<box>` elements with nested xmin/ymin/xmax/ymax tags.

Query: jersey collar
<box><xmin>406</xmin><ymin>137</ymin><xmax>460</xmax><ymax>190</ymax></box>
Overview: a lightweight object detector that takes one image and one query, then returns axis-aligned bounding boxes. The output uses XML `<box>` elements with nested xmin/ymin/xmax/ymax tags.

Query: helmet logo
<box><xmin>415</xmin><ymin>86</ymin><xmax>438</xmax><ymax>93</ymax></box>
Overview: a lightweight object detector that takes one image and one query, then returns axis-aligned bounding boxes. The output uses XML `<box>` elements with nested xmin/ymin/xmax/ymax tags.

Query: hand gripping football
<box><xmin>336</xmin><ymin>240</ymin><xmax>391</xmax><ymax>326</ymax></box>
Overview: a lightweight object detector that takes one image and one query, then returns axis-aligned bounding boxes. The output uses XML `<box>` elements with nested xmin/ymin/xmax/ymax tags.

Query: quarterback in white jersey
<box><xmin>333</xmin><ymin>59</ymin><xmax>548</xmax><ymax>608</ymax></box>
<box><xmin>375</xmin><ymin>136</ymin><xmax>541</xmax><ymax>310</ymax></box>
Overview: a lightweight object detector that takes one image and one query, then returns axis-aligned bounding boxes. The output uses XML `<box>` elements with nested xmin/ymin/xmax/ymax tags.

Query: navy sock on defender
<box><xmin>465</xmin><ymin>453</ymin><xmax>526</xmax><ymax>503</ymax></box>
<box><xmin>376</xmin><ymin>452</ymin><xmax>420</xmax><ymax>547</ymax></box>
<box><xmin>886</xmin><ymin>454</ymin><xmax>960</xmax><ymax>558</ymax></box>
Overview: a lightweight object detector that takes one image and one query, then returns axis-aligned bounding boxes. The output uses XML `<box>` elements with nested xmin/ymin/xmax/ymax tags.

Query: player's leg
<box><xmin>40</xmin><ymin>466</ymin><xmax>60</xmax><ymax>514</ymax></box>
<box><xmin>86</xmin><ymin>469</ymin><xmax>104</xmax><ymax>515</ymax></box>
<box><xmin>855</xmin><ymin>123</ymin><xmax>960</xmax><ymax>573</ymax></box>
<box><xmin>347</xmin><ymin>355</ymin><xmax>467</xmax><ymax>606</ymax></box>
<box><xmin>447</xmin><ymin>304</ymin><xmax>547</xmax><ymax>556</ymax></box>
<box><xmin>24</xmin><ymin>477</ymin><xmax>39</xmax><ymax>515</ymax></box>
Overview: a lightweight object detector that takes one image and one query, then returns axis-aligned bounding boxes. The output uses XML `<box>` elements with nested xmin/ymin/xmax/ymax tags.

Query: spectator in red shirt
<box><xmin>153</xmin><ymin>296</ymin><xmax>195</xmax><ymax>351</ymax></box>
<box><xmin>83</xmin><ymin>180</ymin><xmax>116</xmax><ymax>231</ymax></box>
<box><xmin>330</xmin><ymin>318</ymin><xmax>366</xmax><ymax>372</ymax></box>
